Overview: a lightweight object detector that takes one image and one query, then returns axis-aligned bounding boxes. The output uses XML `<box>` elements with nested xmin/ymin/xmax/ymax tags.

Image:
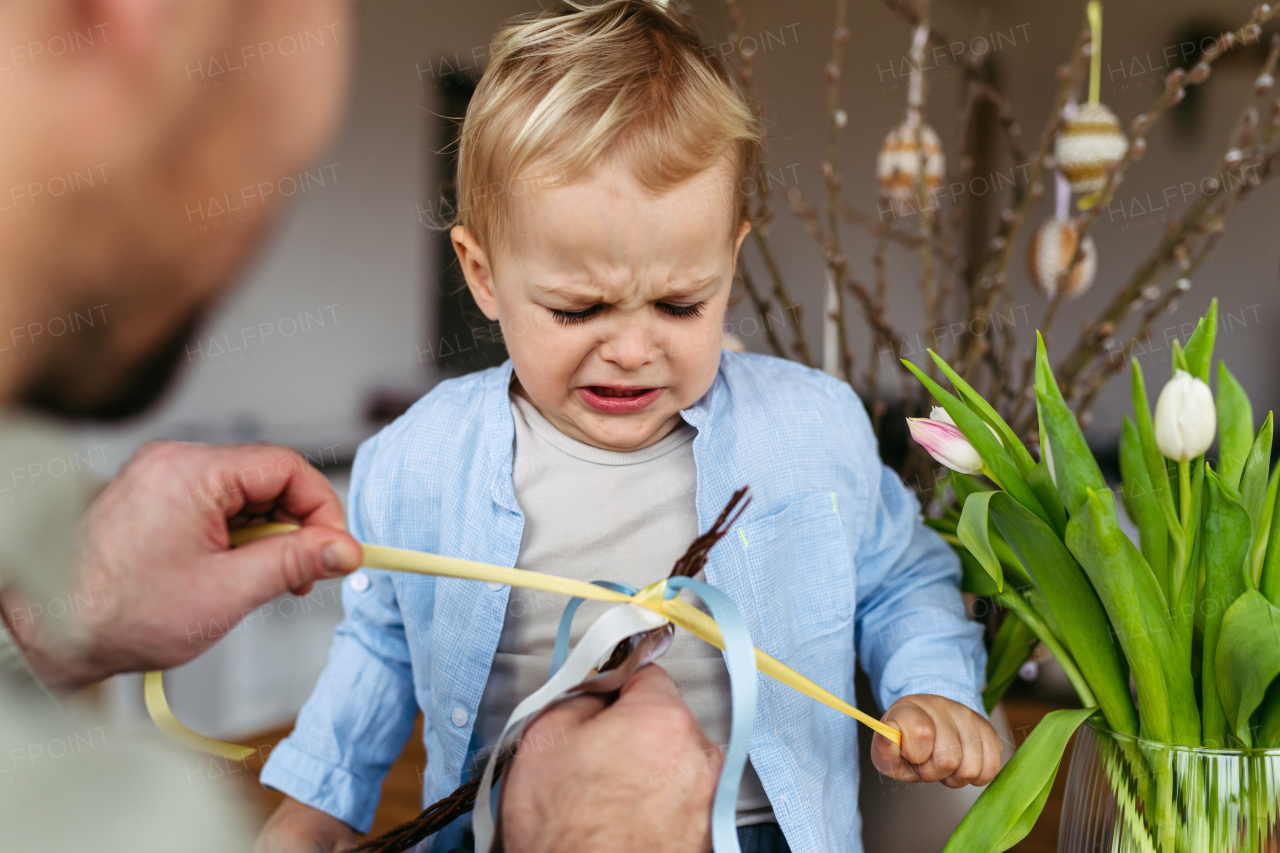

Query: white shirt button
<box><xmin>348</xmin><ymin>572</ymin><xmax>369</xmax><ymax>592</ymax></box>
<box><xmin>451</xmin><ymin>707</ymin><xmax>469</xmax><ymax>727</ymax></box>
<box><xmin>487</xmin><ymin>581</ymin><xmax>504</xmax><ymax>591</ymax></box>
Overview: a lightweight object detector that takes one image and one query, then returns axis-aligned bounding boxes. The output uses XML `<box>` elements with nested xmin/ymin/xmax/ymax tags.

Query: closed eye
<box><xmin>549</xmin><ymin>301</ymin><xmax>706</xmax><ymax>325</ymax></box>
<box><xmin>549</xmin><ymin>305</ymin><xmax>603</xmax><ymax>326</ymax></box>
<box><xmin>657</xmin><ymin>301</ymin><xmax>705</xmax><ymax>319</ymax></box>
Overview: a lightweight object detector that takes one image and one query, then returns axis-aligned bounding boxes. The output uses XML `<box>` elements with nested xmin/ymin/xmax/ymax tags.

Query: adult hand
<box><xmin>2</xmin><ymin>441</ymin><xmax>362</xmax><ymax>690</ymax></box>
<box><xmin>502</xmin><ymin>664</ymin><xmax>721</xmax><ymax>853</ymax></box>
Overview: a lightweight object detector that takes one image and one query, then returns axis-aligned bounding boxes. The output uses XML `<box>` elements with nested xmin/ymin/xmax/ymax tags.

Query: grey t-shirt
<box><xmin>474</xmin><ymin>387</ymin><xmax>774</xmax><ymax>826</ymax></box>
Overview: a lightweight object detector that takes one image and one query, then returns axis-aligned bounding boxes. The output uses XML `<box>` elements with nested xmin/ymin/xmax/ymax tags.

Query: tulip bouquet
<box><xmin>907</xmin><ymin>301</ymin><xmax>1280</xmax><ymax>853</ymax></box>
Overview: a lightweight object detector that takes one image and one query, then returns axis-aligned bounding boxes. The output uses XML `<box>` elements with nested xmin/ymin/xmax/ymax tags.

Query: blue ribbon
<box><xmin>549</xmin><ymin>580</ymin><xmax>638</xmax><ymax>678</ymax></box>
<box><xmin>548</xmin><ymin>577</ymin><xmax>758</xmax><ymax>853</ymax></box>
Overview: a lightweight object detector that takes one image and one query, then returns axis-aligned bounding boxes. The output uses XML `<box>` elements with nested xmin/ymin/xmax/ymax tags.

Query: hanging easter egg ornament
<box><xmin>876</xmin><ymin>24</ymin><xmax>944</xmax><ymax>217</ymax></box>
<box><xmin>1053</xmin><ymin>2</ymin><xmax>1126</xmax><ymax>207</ymax></box>
<box><xmin>1027</xmin><ymin>218</ymin><xmax>1097</xmax><ymax>300</ymax></box>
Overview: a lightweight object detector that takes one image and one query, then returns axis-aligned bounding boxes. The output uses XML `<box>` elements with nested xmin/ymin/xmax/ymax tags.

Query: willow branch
<box><xmin>958</xmin><ymin>24</ymin><xmax>1089</xmax><ymax>381</ymax></box>
<box><xmin>1051</xmin><ymin>19</ymin><xmax>1280</xmax><ymax>406</ymax></box>
<box><xmin>725</xmin><ymin>0</ymin><xmax>816</xmax><ymax>367</ymax></box>
<box><xmin>823</xmin><ymin>0</ymin><xmax>856</xmax><ymax>382</ymax></box>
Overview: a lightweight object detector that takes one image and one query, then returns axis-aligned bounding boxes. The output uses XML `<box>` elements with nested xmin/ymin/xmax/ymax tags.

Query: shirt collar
<box><xmin>484</xmin><ymin>353</ymin><xmax>726</xmax><ymax>511</ymax></box>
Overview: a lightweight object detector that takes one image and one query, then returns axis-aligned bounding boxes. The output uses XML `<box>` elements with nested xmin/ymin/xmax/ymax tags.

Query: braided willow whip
<box><xmin>346</xmin><ymin>488</ymin><xmax>752</xmax><ymax>853</ymax></box>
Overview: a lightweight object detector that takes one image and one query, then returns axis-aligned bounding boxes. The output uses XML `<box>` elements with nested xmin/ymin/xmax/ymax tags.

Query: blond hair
<box><xmin>452</xmin><ymin>0</ymin><xmax>761</xmax><ymax>251</ymax></box>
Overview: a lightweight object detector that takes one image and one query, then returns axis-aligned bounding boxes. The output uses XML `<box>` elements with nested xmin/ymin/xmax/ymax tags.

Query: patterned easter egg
<box><xmin>1054</xmin><ymin>103</ymin><xmax>1127</xmax><ymax>194</ymax></box>
<box><xmin>877</xmin><ymin>120</ymin><xmax>945</xmax><ymax>205</ymax></box>
<box><xmin>1027</xmin><ymin>219</ymin><xmax>1097</xmax><ymax>299</ymax></box>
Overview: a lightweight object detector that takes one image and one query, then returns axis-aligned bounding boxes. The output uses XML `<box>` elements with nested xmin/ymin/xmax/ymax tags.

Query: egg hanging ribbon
<box><xmin>1054</xmin><ymin>1</ymin><xmax>1127</xmax><ymax>206</ymax></box>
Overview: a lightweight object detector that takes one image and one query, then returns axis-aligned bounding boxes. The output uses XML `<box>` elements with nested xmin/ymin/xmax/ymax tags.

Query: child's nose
<box><xmin>598</xmin><ymin>321</ymin><xmax>655</xmax><ymax>370</ymax></box>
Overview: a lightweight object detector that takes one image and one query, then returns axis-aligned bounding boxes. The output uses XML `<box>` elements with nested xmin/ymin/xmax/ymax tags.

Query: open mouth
<box><xmin>588</xmin><ymin>386</ymin><xmax>654</xmax><ymax>397</ymax></box>
<box><xmin>579</xmin><ymin>385</ymin><xmax>663</xmax><ymax>413</ymax></box>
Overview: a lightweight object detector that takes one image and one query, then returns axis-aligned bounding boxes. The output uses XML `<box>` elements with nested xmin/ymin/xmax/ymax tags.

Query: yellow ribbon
<box><xmin>144</xmin><ymin>524</ymin><xmax>901</xmax><ymax>756</ymax></box>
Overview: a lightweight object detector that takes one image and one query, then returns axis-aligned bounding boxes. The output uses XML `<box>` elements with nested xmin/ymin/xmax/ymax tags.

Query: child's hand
<box><xmin>870</xmin><ymin>694</ymin><xmax>1003</xmax><ymax>788</ymax></box>
<box><xmin>256</xmin><ymin>797</ymin><xmax>356</xmax><ymax>853</ymax></box>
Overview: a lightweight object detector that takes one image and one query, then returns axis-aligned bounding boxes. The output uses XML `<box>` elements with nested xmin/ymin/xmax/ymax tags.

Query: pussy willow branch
<box><xmin>823</xmin><ymin>0</ymin><xmax>856</xmax><ymax>382</ymax></box>
<box><xmin>881</xmin><ymin>0</ymin><xmax>951</xmax><ymax>54</ymax></box>
<box><xmin>957</xmin><ymin>24</ymin><xmax>1089</xmax><ymax>383</ymax></box>
<box><xmin>1067</xmin><ymin>47</ymin><xmax>1280</xmax><ymax>424</ymax></box>
<box><xmin>839</xmin><ymin>204</ymin><xmax>960</xmax><ymax>266</ymax></box>
<box><xmin>735</xmin><ymin>266</ymin><xmax>789</xmax><ymax>359</ymax></box>
<box><xmin>1049</xmin><ymin>12</ymin><xmax>1280</xmax><ymax>411</ymax></box>
<box><xmin>910</xmin><ymin>8</ymin><xmax>941</xmax><ymax>381</ymax></box>
<box><xmin>725</xmin><ymin>0</ymin><xmax>815</xmax><ymax>368</ymax></box>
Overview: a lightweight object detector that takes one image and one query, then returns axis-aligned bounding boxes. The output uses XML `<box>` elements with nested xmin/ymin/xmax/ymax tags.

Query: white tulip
<box><xmin>1154</xmin><ymin>369</ymin><xmax>1216</xmax><ymax>462</ymax></box>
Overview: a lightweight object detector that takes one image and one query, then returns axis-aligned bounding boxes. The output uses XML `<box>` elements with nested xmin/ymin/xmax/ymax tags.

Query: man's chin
<box><xmin>22</xmin><ymin>317</ymin><xmax>198</xmax><ymax>423</ymax></box>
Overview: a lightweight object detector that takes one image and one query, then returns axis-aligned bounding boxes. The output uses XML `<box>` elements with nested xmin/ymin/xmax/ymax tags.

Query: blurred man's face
<box><xmin>15</xmin><ymin>0</ymin><xmax>354</xmax><ymax>420</ymax></box>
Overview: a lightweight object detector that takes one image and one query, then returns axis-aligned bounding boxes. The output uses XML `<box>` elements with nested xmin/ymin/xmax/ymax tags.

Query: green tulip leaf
<box><xmin>1215</xmin><ymin>589</ymin><xmax>1280</xmax><ymax>748</ymax></box>
<box><xmin>1181</xmin><ymin>298</ymin><xmax>1219</xmax><ymax>383</ymax></box>
<box><xmin>1217</xmin><ymin>361</ymin><xmax>1254</xmax><ymax>490</ymax></box>
<box><xmin>942</xmin><ymin>707</ymin><xmax>1097</xmax><ymax>853</ymax></box>
<box><xmin>1034</xmin><ymin>333</ymin><xmax>1107</xmax><ymax>517</ymax></box>
<box><xmin>928</xmin><ymin>349</ymin><xmax>1037</xmax><ymax>477</ymax></box>
<box><xmin>1028</xmin><ymin>460</ymin><xmax>1067</xmax><ymax>538</ymax></box>
<box><xmin>1259</xmin><ymin>679</ymin><xmax>1280</xmax><ymax>748</ymax></box>
<box><xmin>902</xmin><ymin>358</ymin><xmax>1051</xmax><ymax>527</ymax></box>
<box><xmin>950</xmin><ymin>471</ymin><xmax>995</xmax><ymax>510</ymax></box>
<box><xmin>1202</xmin><ymin>467</ymin><xmax>1253</xmax><ymax>747</ymax></box>
<box><xmin>1065</xmin><ymin>487</ymin><xmax>1199</xmax><ymax>746</ymax></box>
<box><xmin>1130</xmin><ymin>360</ymin><xmax>1183</xmax><ymax>548</ymax></box>
<box><xmin>1252</xmin><ymin>464</ymin><xmax>1280</xmax><ymax>590</ymax></box>
<box><xmin>1261</xmin><ymin>463</ymin><xmax>1280</xmax><ymax>606</ymax></box>
<box><xmin>1119</xmin><ymin>415</ymin><xmax>1169</xmax><ymax>599</ymax></box>
<box><xmin>982</xmin><ymin>610</ymin><xmax>1039</xmax><ymax>713</ymax></box>
<box><xmin>1240</xmin><ymin>412</ymin><xmax>1274</xmax><ymax>531</ymax></box>
<box><xmin>958</xmin><ymin>546</ymin><xmax>1000</xmax><ymax>598</ymax></box>
<box><xmin>987</xmin><ymin>492</ymin><xmax>1139</xmax><ymax>736</ymax></box>
<box><xmin>958</xmin><ymin>491</ymin><xmax>1003</xmax><ymax>591</ymax></box>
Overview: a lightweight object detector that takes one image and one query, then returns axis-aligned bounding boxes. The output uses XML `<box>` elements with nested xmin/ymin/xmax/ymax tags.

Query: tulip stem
<box><xmin>980</xmin><ymin>463</ymin><xmax>1005</xmax><ymax>491</ymax></box>
<box><xmin>1170</xmin><ymin>460</ymin><xmax>1193</xmax><ymax>609</ymax></box>
<box><xmin>1178</xmin><ymin>460</ymin><xmax>1192</xmax><ymax>552</ymax></box>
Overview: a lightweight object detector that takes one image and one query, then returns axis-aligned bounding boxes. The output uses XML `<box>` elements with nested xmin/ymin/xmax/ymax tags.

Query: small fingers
<box><xmin>975</xmin><ymin>723</ymin><xmax>1005</xmax><ymax>786</ymax></box>
<box><xmin>870</xmin><ymin>728</ymin><xmax>920</xmax><ymax>782</ymax></box>
<box><xmin>940</xmin><ymin>727</ymin><xmax>985</xmax><ymax>788</ymax></box>
<box><xmin>916</xmin><ymin>715</ymin><xmax>962</xmax><ymax>783</ymax></box>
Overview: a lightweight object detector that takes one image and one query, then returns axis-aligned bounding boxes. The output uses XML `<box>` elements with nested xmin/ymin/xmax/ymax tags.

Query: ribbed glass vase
<box><xmin>1058</xmin><ymin>717</ymin><xmax>1280</xmax><ymax>853</ymax></box>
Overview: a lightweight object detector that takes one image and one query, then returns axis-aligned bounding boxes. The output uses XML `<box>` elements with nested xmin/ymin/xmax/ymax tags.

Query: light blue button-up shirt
<box><xmin>260</xmin><ymin>350</ymin><xmax>986</xmax><ymax>853</ymax></box>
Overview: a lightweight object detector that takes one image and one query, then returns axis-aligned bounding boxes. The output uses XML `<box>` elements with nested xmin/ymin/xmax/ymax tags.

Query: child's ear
<box><xmin>451</xmin><ymin>225</ymin><xmax>499</xmax><ymax>321</ymax></box>
<box><xmin>734</xmin><ymin>218</ymin><xmax>751</xmax><ymax>254</ymax></box>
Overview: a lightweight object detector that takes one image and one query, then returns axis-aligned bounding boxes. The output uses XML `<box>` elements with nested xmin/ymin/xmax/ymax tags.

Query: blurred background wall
<box><xmin>78</xmin><ymin>0</ymin><xmax>1279</xmax><ymax>848</ymax></box>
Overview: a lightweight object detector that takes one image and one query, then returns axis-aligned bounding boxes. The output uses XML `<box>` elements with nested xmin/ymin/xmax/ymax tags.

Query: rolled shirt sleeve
<box><xmin>259</xmin><ymin>436</ymin><xmax>422</xmax><ymax>833</ymax></box>
<box><xmin>853</xmin><ymin>460</ymin><xmax>988</xmax><ymax>719</ymax></box>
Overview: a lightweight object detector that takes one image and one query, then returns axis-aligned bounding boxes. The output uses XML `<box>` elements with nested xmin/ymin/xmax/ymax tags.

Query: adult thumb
<box><xmin>217</xmin><ymin>525</ymin><xmax>362</xmax><ymax>608</ymax></box>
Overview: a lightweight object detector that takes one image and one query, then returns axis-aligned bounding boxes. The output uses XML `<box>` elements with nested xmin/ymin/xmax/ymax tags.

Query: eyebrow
<box><xmin>532</xmin><ymin>274</ymin><xmax>722</xmax><ymax>302</ymax></box>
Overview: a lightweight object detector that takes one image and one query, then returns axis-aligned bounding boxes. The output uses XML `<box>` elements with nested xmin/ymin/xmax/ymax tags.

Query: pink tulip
<box><xmin>907</xmin><ymin>416</ymin><xmax>985</xmax><ymax>475</ymax></box>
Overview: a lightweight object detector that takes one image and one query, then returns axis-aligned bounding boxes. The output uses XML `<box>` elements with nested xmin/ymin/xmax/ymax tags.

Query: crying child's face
<box><xmin>452</xmin><ymin>155</ymin><xmax>750</xmax><ymax>453</ymax></box>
